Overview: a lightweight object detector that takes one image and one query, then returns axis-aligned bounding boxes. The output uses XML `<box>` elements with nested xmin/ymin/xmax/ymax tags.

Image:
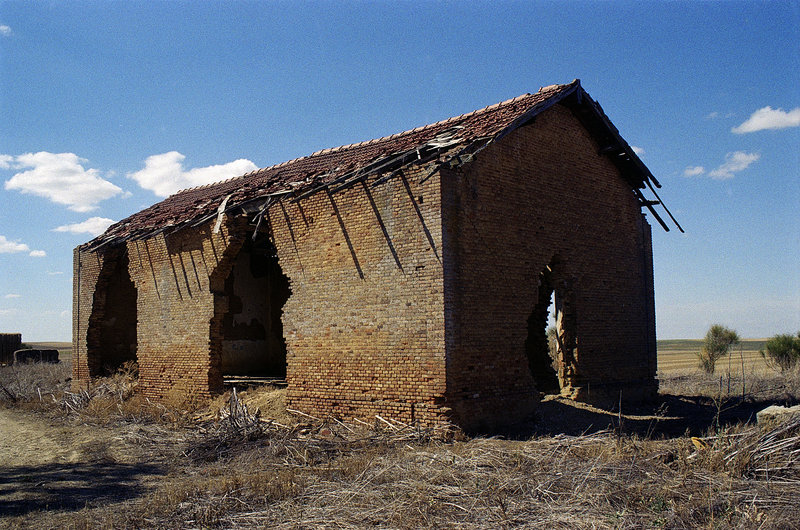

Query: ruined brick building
<box><xmin>73</xmin><ymin>80</ymin><xmax>680</xmax><ymax>431</ymax></box>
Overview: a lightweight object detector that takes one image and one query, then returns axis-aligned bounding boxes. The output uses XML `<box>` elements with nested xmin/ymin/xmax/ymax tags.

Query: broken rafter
<box><xmin>82</xmin><ymin>80</ymin><xmax>684</xmax><ymax>252</ymax></box>
<box><xmin>290</xmin><ymin>151</ymin><xmax>422</xmax><ymax>202</ymax></box>
<box><xmin>633</xmin><ymin>188</ymin><xmax>670</xmax><ymax>232</ymax></box>
<box><xmin>645</xmin><ymin>179</ymin><xmax>684</xmax><ymax>233</ymax></box>
<box><xmin>295</xmin><ymin>143</ymin><xmax>455</xmax><ymax>201</ymax></box>
<box><xmin>418</xmin><ymin>165</ymin><xmax>442</xmax><ymax>186</ymax></box>
<box><xmin>250</xmin><ymin>197</ymin><xmax>275</xmax><ymax>240</ymax></box>
<box><xmin>369</xmin><ymin>167</ymin><xmax>405</xmax><ymax>189</ymax></box>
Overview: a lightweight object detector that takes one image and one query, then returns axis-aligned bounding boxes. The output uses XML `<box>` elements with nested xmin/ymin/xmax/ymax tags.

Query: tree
<box><xmin>546</xmin><ymin>325</ymin><xmax>558</xmax><ymax>361</ymax></box>
<box><xmin>697</xmin><ymin>324</ymin><xmax>740</xmax><ymax>374</ymax></box>
<box><xmin>760</xmin><ymin>332</ymin><xmax>800</xmax><ymax>372</ymax></box>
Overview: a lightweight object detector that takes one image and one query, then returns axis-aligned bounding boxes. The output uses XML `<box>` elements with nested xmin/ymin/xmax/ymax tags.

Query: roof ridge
<box><xmin>303</xmin><ymin>86</ymin><xmax>572</xmax><ymax>159</ymax></box>
<box><xmin>171</xmin><ymin>154</ymin><xmax>313</xmax><ymax>197</ymax></box>
<box><xmin>169</xmin><ymin>81</ymin><xmax>576</xmax><ymax>198</ymax></box>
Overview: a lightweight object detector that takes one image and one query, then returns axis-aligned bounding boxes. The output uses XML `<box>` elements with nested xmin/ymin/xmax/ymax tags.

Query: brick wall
<box><xmin>74</xmin><ymin>219</ymin><xmax>248</xmax><ymax>398</ymax></box>
<box><xmin>72</xmin><ymin>247</ymin><xmax>106</xmax><ymax>385</ymax></box>
<box><xmin>272</xmin><ymin>172</ymin><xmax>449</xmax><ymax>425</ymax></box>
<box><xmin>442</xmin><ymin>104</ymin><xmax>657</xmax><ymax>430</ymax></box>
<box><xmin>73</xmin><ymin>102</ymin><xmax>657</xmax><ymax>429</ymax></box>
<box><xmin>128</xmin><ymin>220</ymin><xmax>251</xmax><ymax>399</ymax></box>
<box><xmin>73</xmin><ymin>171</ymin><xmax>450</xmax><ymax>424</ymax></box>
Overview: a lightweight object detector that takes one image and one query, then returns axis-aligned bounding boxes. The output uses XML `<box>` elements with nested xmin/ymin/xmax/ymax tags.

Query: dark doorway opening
<box><xmin>220</xmin><ymin>235</ymin><xmax>291</xmax><ymax>382</ymax></box>
<box><xmin>524</xmin><ymin>264</ymin><xmax>561</xmax><ymax>394</ymax></box>
<box><xmin>87</xmin><ymin>250</ymin><xmax>138</xmax><ymax>376</ymax></box>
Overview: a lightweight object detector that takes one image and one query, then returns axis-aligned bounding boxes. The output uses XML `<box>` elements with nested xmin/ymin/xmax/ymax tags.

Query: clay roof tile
<box><xmin>90</xmin><ymin>80</ymin><xmax>584</xmax><ymax>246</ymax></box>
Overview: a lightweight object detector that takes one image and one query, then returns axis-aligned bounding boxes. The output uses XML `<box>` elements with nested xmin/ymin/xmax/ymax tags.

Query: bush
<box><xmin>697</xmin><ymin>324</ymin><xmax>740</xmax><ymax>374</ymax></box>
<box><xmin>760</xmin><ymin>332</ymin><xmax>800</xmax><ymax>372</ymax></box>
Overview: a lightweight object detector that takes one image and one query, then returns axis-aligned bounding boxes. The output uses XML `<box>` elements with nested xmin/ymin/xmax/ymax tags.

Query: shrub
<box><xmin>760</xmin><ymin>332</ymin><xmax>800</xmax><ymax>372</ymax></box>
<box><xmin>0</xmin><ymin>360</ymin><xmax>72</xmax><ymax>403</ymax></box>
<box><xmin>697</xmin><ymin>324</ymin><xmax>740</xmax><ymax>374</ymax></box>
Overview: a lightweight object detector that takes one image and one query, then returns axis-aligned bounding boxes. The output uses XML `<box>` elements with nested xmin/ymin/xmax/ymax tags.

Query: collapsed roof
<box><xmin>85</xmin><ymin>79</ymin><xmax>680</xmax><ymax>252</ymax></box>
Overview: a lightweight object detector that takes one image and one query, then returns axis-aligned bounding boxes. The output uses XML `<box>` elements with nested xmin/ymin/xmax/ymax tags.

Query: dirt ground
<box><xmin>1</xmin><ymin>408</ymin><xmax>111</xmax><ymax>466</ymax></box>
<box><xmin>0</xmin><ymin>406</ymin><xmax>178</xmax><ymax>527</ymax></box>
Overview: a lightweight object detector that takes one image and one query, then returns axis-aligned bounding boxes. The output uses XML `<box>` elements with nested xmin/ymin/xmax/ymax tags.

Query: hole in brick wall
<box><xmin>524</xmin><ymin>259</ymin><xmax>580</xmax><ymax>396</ymax></box>
<box><xmin>220</xmin><ymin>234</ymin><xmax>291</xmax><ymax>380</ymax></box>
<box><xmin>524</xmin><ymin>266</ymin><xmax>560</xmax><ymax>395</ymax></box>
<box><xmin>87</xmin><ymin>250</ymin><xmax>138</xmax><ymax>377</ymax></box>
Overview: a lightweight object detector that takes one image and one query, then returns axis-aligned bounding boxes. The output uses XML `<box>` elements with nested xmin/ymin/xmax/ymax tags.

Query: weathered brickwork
<box><xmin>73</xmin><ymin>84</ymin><xmax>663</xmax><ymax>431</ymax></box>
<box><xmin>441</xmin><ymin>105</ymin><xmax>657</xmax><ymax>430</ymax></box>
<box><xmin>74</xmin><ymin>219</ymin><xmax>248</xmax><ymax>398</ymax></box>
<box><xmin>74</xmin><ymin>172</ymin><xmax>449</xmax><ymax>424</ymax></box>
<box><xmin>273</xmin><ymin>171</ymin><xmax>448</xmax><ymax>425</ymax></box>
<box><xmin>72</xmin><ymin>248</ymin><xmax>108</xmax><ymax>384</ymax></box>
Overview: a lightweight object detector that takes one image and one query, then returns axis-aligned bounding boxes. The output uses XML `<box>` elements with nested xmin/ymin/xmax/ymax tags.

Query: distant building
<box><xmin>73</xmin><ymin>80</ymin><xmax>675</xmax><ymax>431</ymax></box>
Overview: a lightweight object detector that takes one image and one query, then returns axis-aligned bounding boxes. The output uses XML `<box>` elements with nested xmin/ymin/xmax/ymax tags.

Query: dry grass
<box><xmin>1</xmin><ymin>345</ymin><xmax>799</xmax><ymax>529</ymax></box>
<box><xmin>0</xmin><ymin>359</ymin><xmax>71</xmax><ymax>405</ymax></box>
<box><xmin>660</xmin><ymin>366</ymin><xmax>800</xmax><ymax>403</ymax></box>
<box><xmin>30</xmin><ymin>415</ymin><xmax>797</xmax><ymax>529</ymax></box>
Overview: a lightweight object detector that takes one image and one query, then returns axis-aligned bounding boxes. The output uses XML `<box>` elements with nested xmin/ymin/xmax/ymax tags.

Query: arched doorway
<box><xmin>86</xmin><ymin>249</ymin><xmax>138</xmax><ymax>376</ymax></box>
<box><xmin>218</xmin><ymin>234</ymin><xmax>291</xmax><ymax>380</ymax></box>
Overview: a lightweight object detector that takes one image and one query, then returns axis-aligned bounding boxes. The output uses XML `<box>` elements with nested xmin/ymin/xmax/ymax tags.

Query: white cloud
<box><xmin>4</xmin><ymin>294</ymin><xmax>20</xmax><ymax>299</ymax></box>
<box><xmin>708</xmin><ymin>151</ymin><xmax>760</xmax><ymax>179</ymax></box>
<box><xmin>732</xmin><ymin>106</ymin><xmax>800</xmax><ymax>133</ymax></box>
<box><xmin>683</xmin><ymin>166</ymin><xmax>705</xmax><ymax>177</ymax></box>
<box><xmin>0</xmin><ymin>309</ymin><xmax>18</xmax><ymax>316</ymax></box>
<box><xmin>54</xmin><ymin>216</ymin><xmax>115</xmax><ymax>237</ymax></box>
<box><xmin>0</xmin><ymin>235</ymin><xmax>46</xmax><ymax>256</ymax></box>
<box><xmin>631</xmin><ymin>146</ymin><xmax>644</xmax><ymax>156</ymax></box>
<box><xmin>0</xmin><ymin>235</ymin><xmax>30</xmax><ymax>253</ymax></box>
<box><xmin>3</xmin><ymin>152</ymin><xmax>124</xmax><ymax>212</ymax></box>
<box><xmin>0</xmin><ymin>154</ymin><xmax>13</xmax><ymax>168</ymax></box>
<box><xmin>128</xmin><ymin>151</ymin><xmax>258</xmax><ymax>197</ymax></box>
<box><xmin>47</xmin><ymin>271</ymin><xmax>64</xmax><ymax>275</ymax></box>
<box><xmin>0</xmin><ymin>25</ymin><xmax>11</xmax><ymax>37</ymax></box>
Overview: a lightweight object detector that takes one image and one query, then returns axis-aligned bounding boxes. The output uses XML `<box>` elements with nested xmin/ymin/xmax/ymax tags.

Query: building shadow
<box><xmin>491</xmin><ymin>393</ymin><xmax>800</xmax><ymax>440</ymax></box>
<box><xmin>0</xmin><ymin>461</ymin><xmax>164</xmax><ymax>517</ymax></box>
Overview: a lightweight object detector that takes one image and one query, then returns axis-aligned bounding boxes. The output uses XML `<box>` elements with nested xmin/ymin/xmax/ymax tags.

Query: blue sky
<box><xmin>1</xmin><ymin>1</ymin><xmax>798</xmax><ymax>341</ymax></box>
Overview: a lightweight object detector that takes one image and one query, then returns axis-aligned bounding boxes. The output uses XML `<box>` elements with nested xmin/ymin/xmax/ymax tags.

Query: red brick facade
<box><xmin>73</xmin><ymin>85</ymin><xmax>661</xmax><ymax>431</ymax></box>
<box><xmin>441</xmin><ymin>106</ymin><xmax>656</xmax><ymax>430</ymax></box>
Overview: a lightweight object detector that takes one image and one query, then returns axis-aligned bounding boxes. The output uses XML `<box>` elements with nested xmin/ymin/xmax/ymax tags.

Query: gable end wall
<box><xmin>442</xmin><ymin>104</ymin><xmax>657</xmax><ymax>430</ymax></box>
